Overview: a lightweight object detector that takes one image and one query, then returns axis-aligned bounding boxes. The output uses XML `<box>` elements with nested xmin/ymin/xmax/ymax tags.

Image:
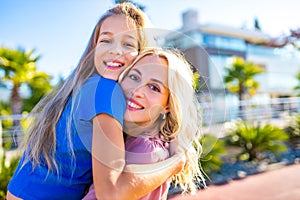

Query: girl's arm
<box><xmin>92</xmin><ymin>114</ymin><xmax>185</xmax><ymax>200</ymax></box>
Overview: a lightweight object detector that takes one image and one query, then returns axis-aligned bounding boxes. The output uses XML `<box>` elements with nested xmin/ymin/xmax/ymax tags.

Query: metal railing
<box><xmin>201</xmin><ymin>96</ymin><xmax>300</xmax><ymax>125</ymax></box>
<box><xmin>1</xmin><ymin>97</ymin><xmax>300</xmax><ymax>148</ymax></box>
<box><xmin>0</xmin><ymin>114</ymin><xmax>26</xmax><ymax>149</ymax></box>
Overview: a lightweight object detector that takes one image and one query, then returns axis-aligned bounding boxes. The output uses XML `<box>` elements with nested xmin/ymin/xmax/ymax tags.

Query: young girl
<box><xmin>7</xmin><ymin>3</ymin><xmax>185</xmax><ymax>200</ymax></box>
<box><xmin>83</xmin><ymin>48</ymin><xmax>206</xmax><ymax>200</ymax></box>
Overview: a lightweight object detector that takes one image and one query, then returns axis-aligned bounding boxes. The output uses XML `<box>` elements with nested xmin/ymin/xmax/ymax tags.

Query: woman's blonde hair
<box><xmin>21</xmin><ymin>2</ymin><xmax>149</xmax><ymax>174</ymax></box>
<box><xmin>119</xmin><ymin>48</ymin><xmax>206</xmax><ymax>193</ymax></box>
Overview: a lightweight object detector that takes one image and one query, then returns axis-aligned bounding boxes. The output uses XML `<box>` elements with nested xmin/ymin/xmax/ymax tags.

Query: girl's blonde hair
<box><xmin>21</xmin><ymin>2</ymin><xmax>148</xmax><ymax>174</ymax></box>
<box><xmin>119</xmin><ymin>48</ymin><xmax>206</xmax><ymax>193</ymax></box>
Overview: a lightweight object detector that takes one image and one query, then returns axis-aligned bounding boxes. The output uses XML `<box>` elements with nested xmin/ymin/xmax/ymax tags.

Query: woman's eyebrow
<box><xmin>151</xmin><ymin>77</ymin><xmax>165</xmax><ymax>86</ymax></box>
<box><xmin>132</xmin><ymin>68</ymin><xmax>142</xmax><ymax>76</ymax></box>
<box><xmin>133</xmin><ymin>68</ymin><xmax>166</xmax><ymax>86</ymax></box>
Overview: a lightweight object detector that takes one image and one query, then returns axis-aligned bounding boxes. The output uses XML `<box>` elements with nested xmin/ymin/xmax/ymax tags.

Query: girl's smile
<box><xmin>94</xmin><ymin>15</ymin><xmax>139</xmax><ymax>81</ymax></box>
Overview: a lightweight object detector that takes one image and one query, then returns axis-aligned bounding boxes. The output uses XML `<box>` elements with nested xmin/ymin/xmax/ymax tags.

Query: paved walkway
<box><xmin>168</xmin><ymin>164</ymin><xmax>300</xmax><ymax>200</ymax></box>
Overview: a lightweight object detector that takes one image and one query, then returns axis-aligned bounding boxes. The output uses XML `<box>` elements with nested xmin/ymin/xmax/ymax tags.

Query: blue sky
<box><xmin>1</xmin><ymin>0</ymin><xmax>300</xmax><ymax>83</ymax></box>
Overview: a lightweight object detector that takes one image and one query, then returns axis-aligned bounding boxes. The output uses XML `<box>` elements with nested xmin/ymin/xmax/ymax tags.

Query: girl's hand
<box><xmin>172</xmin><ymin>152</ymin><xmax>186</xmax><ymax>174</ymax></box>
<box><xmin>169</xmin><ymin>138</ymin><xmax>185</xmax><ymax>155</ymax></box>
<box><xmin>169</xmin><ymin>138</ymin><xmax>186</xmax><ymax>173</ymax></box>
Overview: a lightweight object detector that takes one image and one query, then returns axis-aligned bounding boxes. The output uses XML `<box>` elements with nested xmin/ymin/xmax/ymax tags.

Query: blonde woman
<box><xmin>7</xmin><ymin>3</ymin><xmax>185</xmax><ymax>200</ymax></box>
<box><xmin>121</xmin><ymin>48</ymin><xmax>206</xmax><ymax>196</ymax></box>
<box><xmin>84</xmin><ymin>48</ymin><xmax>205</xmax><ymax>199</ymax></box>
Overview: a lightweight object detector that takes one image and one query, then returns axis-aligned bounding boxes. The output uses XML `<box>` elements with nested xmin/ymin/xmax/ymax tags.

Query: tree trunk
<box><xmin>10</xmin><ymin>84</ymin><xmax>22</xmax><ymax>148</ymax></box>
<box><xmin>238</xmin><ymin>83</ymin><xmax>245</xmax><ymax>119</ymax></box>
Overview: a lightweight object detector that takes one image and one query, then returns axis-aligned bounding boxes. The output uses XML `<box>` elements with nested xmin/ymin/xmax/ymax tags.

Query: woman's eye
<box><xmin>129</xmin><ymin>74</ymin><xmax>138</xmax><ymax>81</ymax></box>
<box><xmin>149</xmin><ymin>84</ymin><xmax>160</xmax><ymax>92</ymax></box>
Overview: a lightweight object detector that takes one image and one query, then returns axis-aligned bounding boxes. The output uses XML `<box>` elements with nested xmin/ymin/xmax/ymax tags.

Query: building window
<box><xmin>203</xmin><ymin>34</ymin><xmax>246</xmax><ymax>51</ymax></box>
<box><xmin>208</xmin><ymin>55</ymin><xmax>230</xmax><ymax>90</ymax></box>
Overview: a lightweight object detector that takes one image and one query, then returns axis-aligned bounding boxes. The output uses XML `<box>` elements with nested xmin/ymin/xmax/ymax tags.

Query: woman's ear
<box><xmin>160</xmin><ymin>107</ymin><xmax>170</xmax><ymax>120</ymax></box>
<box><xmin>164</xmin><ymin>106</ymin><xmax>170</xmax><ymax>113</ymax></box>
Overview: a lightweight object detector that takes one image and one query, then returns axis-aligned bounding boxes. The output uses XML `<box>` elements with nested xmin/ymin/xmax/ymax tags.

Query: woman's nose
<box><xmin>132</xmin><ymin>85</ymin><xmax>146</xmax><ymax>98</ymax></box>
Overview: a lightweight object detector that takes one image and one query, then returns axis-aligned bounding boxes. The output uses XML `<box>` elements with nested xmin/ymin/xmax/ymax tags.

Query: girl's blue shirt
<box><xmin>8</xmin><ymin>74</ymin><xmax>126</xmax><ymax>200</ymax></box>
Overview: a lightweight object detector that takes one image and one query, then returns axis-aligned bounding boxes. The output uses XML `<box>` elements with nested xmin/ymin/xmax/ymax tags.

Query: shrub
<box><xmin>199</xmin><ymin>134</ymin><xmax>226</xmax><ymax>176</ymax></box>
<box><xmin>0</xmin><ymin>153</ymin><xmax>20</xmax><ymax>199</ymax></box>
<box><xmin>224</xmin><ymin>120</ymin><xmax>289</xmax><ymax>161</ymax></box>
<box><xmin>284</xmin><ymin>113</ymin><xmax>300</xmax><ymax>148</ymax></box>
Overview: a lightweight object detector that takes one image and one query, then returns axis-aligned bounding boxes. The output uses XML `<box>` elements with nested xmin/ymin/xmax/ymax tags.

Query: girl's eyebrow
<box><xmin>99</xmin><ymin>31</ymin><xmax>112</xmax><ymax>36</ymax></box>
<box><xmin>100</xmin><ymin>31</ymin><xmax>137</xmax><ymax>40</ymax></box>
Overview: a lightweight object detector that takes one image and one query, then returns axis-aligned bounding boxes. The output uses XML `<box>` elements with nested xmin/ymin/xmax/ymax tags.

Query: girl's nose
<box><xmin>109</xmin><ymin>42</ymin><xmax>123</xmax><ymax>55</ymax></box>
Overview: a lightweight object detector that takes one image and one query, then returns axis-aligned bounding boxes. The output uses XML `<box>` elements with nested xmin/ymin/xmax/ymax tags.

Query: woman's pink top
<box><xmin>82</xmin><ymin>133</ymin><xmax>170</xmax><ymax>200</ymax></box>
<box><xmin>125</xmin><ymin>133</ymin><xmax>171</xmax><ymax>200</ymax></box>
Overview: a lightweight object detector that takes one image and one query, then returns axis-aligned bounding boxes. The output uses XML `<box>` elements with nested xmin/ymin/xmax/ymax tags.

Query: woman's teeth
<box><xmin>128</xmin><ymin>101</ymin><xmax>142</xmax><ymax>109</ymax></box>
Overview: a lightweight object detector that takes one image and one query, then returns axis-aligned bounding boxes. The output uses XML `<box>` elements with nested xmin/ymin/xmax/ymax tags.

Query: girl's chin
<box><xmin>101</xmin><ymin>73</ymin><xmax>119</xmax><ymax>80</ymax></box>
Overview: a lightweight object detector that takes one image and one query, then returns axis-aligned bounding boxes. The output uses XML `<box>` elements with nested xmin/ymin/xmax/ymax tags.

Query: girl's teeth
<box><xmin>107</xmin><ymin>62</ymin><xmax>121</xmax><ymax>67</ymax></box>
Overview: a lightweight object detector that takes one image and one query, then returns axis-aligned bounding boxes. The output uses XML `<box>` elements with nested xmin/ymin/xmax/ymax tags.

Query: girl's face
<box><xmin>121</xmin><ymin>55</ymin><xmax>170</xmax><ymax>126</ymax></box>
<box><xmin>94</xmin><ymin>15</ymin><xmax>139</xmax><ymax>80</ymax></box>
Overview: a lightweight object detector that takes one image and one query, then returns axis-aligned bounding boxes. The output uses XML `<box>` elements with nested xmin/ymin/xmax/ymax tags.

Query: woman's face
<box><xmin>94</xmin><ymin>15</ymin><xmax>139</xmax><ymax>80</ymax></box>
<box><xmin>121</xmin><ymin>55</ymin><xmax>170</xmax><ymax>126</ymax></box>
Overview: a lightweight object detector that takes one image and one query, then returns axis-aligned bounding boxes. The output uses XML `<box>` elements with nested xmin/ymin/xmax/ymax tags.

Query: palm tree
<box><xmin>224</xmin><ymin>56</ymin><xmax>264</xmax><ymax>115</ymax></box>
<box><xmin>22</xmin><ymin>71</ymin><xmax>53</xmax><ymax>112</ymax></box>
<box><xmin>0</xmin><ymin>46</ymin><xmax>52</xmax><ymax>147</ymax></box>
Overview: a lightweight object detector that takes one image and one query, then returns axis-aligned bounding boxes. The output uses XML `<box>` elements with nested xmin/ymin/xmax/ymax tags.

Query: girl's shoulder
<box><xmin>85</xmin><ymin>73</ymin><xmax>118</xmax><ymax>87</ymax></box>
<box><xmin>82</xmin><ymin>74</ymin><xmax>123</xmax><ymax>96</ymax></box>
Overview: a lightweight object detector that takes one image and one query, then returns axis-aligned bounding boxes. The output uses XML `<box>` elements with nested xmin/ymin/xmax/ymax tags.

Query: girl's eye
<box><xmin>124</xmin><ymin>42</ymin><xmax>137</xmax><ymax>49</ymax></box>
<box><xmin>99</xmin><ymin>39</ymin><xmax>111</xmax><ymax>44</ymax></box>
<box><xmin>149</xmin><ymin>84</ymin><xmax>161</xmax><ymax>92</ymax></box>
<box><xmin>123</xmin><ymin>40</ymin><xmax>138</xmax><ymax>48</ymax></box>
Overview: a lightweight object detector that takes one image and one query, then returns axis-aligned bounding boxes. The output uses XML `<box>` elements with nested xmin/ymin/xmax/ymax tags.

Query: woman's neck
<box><xmin>124</xmin><ymin>119</ymin><xmax>162</xmax><ymax>138</ymax></box>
